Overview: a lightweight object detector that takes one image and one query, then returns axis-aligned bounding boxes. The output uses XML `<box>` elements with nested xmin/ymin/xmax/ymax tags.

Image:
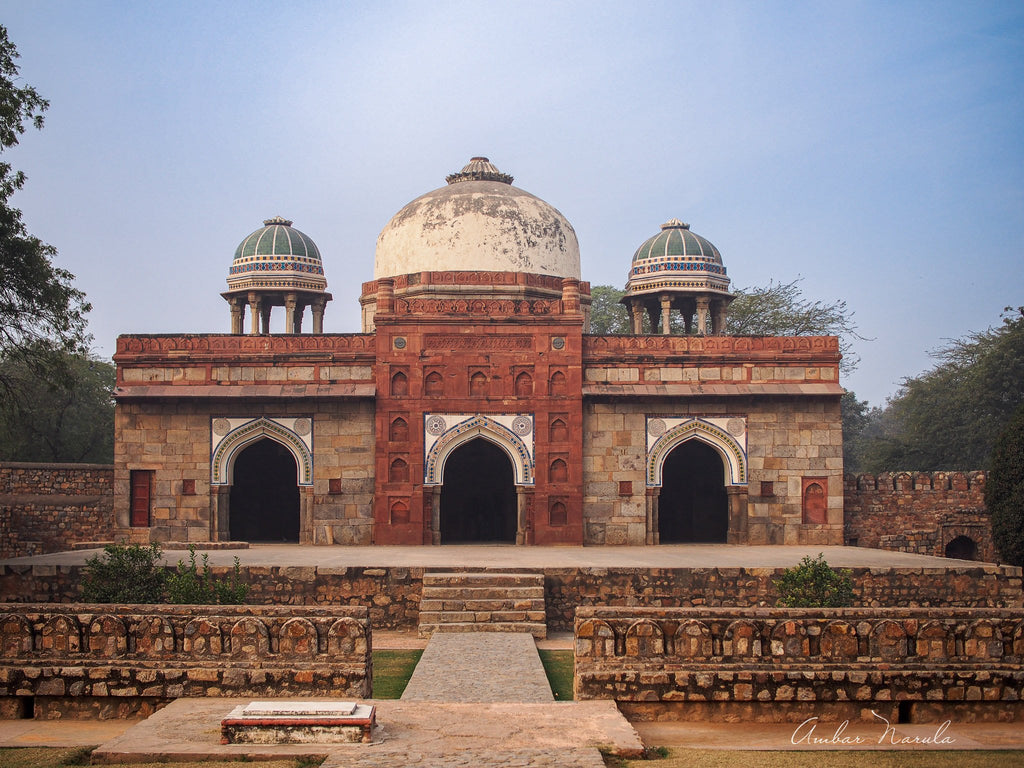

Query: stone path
<box><xmin>402</xmin><ymin>632</ymin><xmax>554</xmax><ymax>702</ymax></box>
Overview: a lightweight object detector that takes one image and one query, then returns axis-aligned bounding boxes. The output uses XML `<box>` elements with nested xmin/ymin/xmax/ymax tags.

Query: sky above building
<box><xmin>3</xmin><ymin>1</ymin><xmax>1022</xmax><ymax>406</ymax></box>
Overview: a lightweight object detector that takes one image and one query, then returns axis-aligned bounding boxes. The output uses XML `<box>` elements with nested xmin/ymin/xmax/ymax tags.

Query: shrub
<box><xmin>985</xmin><ymin>402</ymin><xmax>1024</xmax><ymax>567</ymax></box>
<box><xmin>165</xmin><ymin>545</ymin><xmax>248</xmax><ymax>604</ymax></box>
<box><xmin>773</xmin><ymin>553</ymin><xmax>854</xmax><ymax>607</ymax></box>
<box><xmin>80</xmin><ymin>542</ymin><xmax>166</xmax><ymax>603</ymax></box>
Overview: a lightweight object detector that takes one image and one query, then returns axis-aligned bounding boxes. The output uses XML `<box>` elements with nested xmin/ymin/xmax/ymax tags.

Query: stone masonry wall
<box><xmin>1</xmin><ymin>563</ymin><xmax>1019</xmax><ymax>635</ymax></box>
<box><xmin>844</xmin><ymin>471</ymin><xmax>994</xmax><ymax>562</ymax></box>
<box><xmin>114</xmin><ymin>399</ymin><xmax>375</xmax><ymax>545</ymax></box>
<box><xmin>0</xmin><ymin>464</ymin><xmax>118</xmax><ymax>559</ymax></box>
<box><xmin>0</xmin><ymin>604</ymin><xmax>371</xmax><ymax>719</ymax></box>
<box><xmin>575</xmin><ymin>606</ymin><xmax>1024</xmax><ymax>723</ymax></box>
<box><xmin>582</xmin><ymin>397</ymin><xmax>844</xmax><ymax>546</ymax></box>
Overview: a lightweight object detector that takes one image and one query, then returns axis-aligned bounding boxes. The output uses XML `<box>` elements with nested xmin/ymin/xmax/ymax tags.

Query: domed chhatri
<box><xmin>222</xmin><ymin>217</ymin><xmax>332</xmax><ymax>335</ymax></box>
<box><xmin>374</xmin><ymin>157</ymin><xmax>580</xmax><ymax>281</ymax></box>
<box><xmin>622</xmin><ymin>219</ymin><xmax>734</xmax><ymax>336</ymax></box>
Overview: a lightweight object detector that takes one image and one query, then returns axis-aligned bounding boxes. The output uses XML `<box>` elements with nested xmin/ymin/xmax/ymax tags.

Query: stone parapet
<box><xmin>0</xmin><ymin>604</ymin><xmax>371</xmax><ymax>719</ymax></box>
<box><xmin>574</xmin><ymin>606</ymin><xmax>1024</xmax><ymax>722</ymax></box>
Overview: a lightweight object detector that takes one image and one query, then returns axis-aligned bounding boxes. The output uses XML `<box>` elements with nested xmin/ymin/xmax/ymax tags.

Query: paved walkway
<box><xmin>402</xmin><ymin>632</ymin><xmax>554</xmax><ymax>702</ymax></box>
<box><xmin>0</xmin><ymin>543</ymin><xmax>998</xmax><ymax>569</ymax></box>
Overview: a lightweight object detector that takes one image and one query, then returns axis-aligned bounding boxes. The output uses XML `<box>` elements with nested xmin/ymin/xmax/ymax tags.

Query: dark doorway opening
<box><xmin>440</xmin><ymin>438</ymin><xmax>517</xmax><ymax>543</ymax></box>
<box><xmin>658</xmin><ymin>439</ymin><xmax>728</xmax><ymax>543</ymax></box>
<box><xmin>229</xmin><ymin>439</ymin><xmax>300</xmax><ymax>542</ymax></box>
<box><xmin>945</xmin><ymin>535</ymin><xmax>978</xmax><ymax>561</ymax></box>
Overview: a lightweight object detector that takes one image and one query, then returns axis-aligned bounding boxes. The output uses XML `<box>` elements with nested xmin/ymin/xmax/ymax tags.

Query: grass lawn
<box><xmin>371</xmin><ymin>648</ymin><xmax>423</xmax><ymax>698</ymax></box>
<box><xmin>539</xmin><ymin>648</ymin><xmax>574</xmax><ymax>700</ymax></box>
<box><xmin>605</xmin><ymin>749</ymin><xmax>1024</xmax><ymax>767</ymax></box>
<box><xmin>0</xmin><ymin>748</ymin><xmax>318</xmax><ymax>768</ymax></box>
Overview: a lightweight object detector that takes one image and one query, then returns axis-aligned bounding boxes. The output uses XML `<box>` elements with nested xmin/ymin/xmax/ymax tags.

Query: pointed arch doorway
<box><xmin>228</xmin><ymin>438</ymin><xmax>300</xmax><ymax>542</ymax></box>
<box><xmin>439</xmin><ymin>438</ymin><xmax>517</xmax><ymax>543</ymax></box>
<box><xmin>658</xmin><ymin>439</ymin><xmax>728</xmax><ymax>543</ymax></box>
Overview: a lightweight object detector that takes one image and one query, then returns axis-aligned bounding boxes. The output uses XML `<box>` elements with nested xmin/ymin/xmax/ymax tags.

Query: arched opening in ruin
<box><xmin>439</xmin><ymin>437</ymin><xmax>517</xmax><ymax>544</ymax></box>
<box><xmin>658</xmin><ymin>439</ymin><xmax>728</xmax><ymax>543</ymax></box>
<box><xmin>945</xmin><ymin>535</ymin><xmax>978</xmax><ymax>561</ymax></box>
<box><xmin>229</xmin><ymin>438</ymin><xmax>300</xmax><ymax>542</ymax></box>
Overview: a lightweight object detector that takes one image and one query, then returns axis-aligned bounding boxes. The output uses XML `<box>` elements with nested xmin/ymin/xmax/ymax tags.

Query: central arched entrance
<box><xmin>439</xmin><ymin>437</ymin><xmax>517</xmax><ymax>543</ymax></box>
<box><xmin>658</xmin><ymin>439</ymin><xmax>728</xmax><ymax>543</ymax></box>
<box><xmin>229</xmin><ymin>438</ymin><xmax>300</xmax><ymax>542</ymax></box>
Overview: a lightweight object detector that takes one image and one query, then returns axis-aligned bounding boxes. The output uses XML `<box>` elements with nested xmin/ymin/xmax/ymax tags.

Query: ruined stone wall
<box><xmin>575</xmin><ymin>606</ymin><xmax>1024</xmax><ymax>723</ymax></box>
<box><xmin>114</xmin><ymin>399</ymin><xmax>375</xmax><ymax>545</ymax></box>
<box><xmin>0</xmin><ymin>464</ymin><xmax>118</xmax><ymax>558</ymax></box>
<box><xmin>0</xmin><ymin>604</ymin><xmax>370</xmax><ymax>719</ymax></box>
<box><xmin>582</xmin><ymin>397</ymin><xmax>844</xmax><ymax>546</ymax></box>
<box><xmin>844</xmin><ymin>472</ymin><xmax>994</xmax><ymax>562</ymax></box>
<box><xmin>2</xmin><ymin>563</ymin><xmax>1019</xmax><ymax>634</ymax></box>
<box><xmin>0</xmin><ymin>564</ymin><xmax>421</xmax><ymax>630</ymax></box>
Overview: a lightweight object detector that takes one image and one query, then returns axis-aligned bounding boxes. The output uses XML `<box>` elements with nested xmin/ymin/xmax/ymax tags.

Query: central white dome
<box><xmin>374</xmin><ymin>157</ymin><xmax>580</xmax><ymax>280</ymax></box>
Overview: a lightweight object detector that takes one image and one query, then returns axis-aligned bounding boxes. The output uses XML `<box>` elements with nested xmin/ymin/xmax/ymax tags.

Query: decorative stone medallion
<box><xmin>212</xmin><ymin>418</ymin><xmax>231</xmax><ymax>436</ymax></box>
<box><xmin>511</xmin><ymin>415</ymin><xmax>533</xmax><ymax>436</ymax></box>
<box><xmin>647</xmin><ymin>418</ymin><xmax>667</xmax><ymax>437</ymax></box>
<box><xmin>425</xmin><ymin>415</ymin><xmax>448</xmax><ymax>435</ymax></box>
<box><xmin>393</xmin><ymin>336</ymin><xmax>407</xmax><ymax>349</ymax></box>
<box><xmin>292</xmin><ymin>417</ymin><xmax>312</xmax><ymax>436</ymax></box>
<box><xmin>551</xmin><ymin>337</ymin><xmax>565</xmax><ymax>350</ymax></box>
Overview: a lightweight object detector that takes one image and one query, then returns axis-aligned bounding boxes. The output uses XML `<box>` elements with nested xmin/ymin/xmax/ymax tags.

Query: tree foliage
<box><xmin>854</xmin><ymin>307</ymin><xmax>1024</xmax><ymax>471</ymax></box>
<box><xmin>0</xmin><ymin>25</ymin><xmax>91</xmax><ymax>400</ymax></box>
<box><xmin>773</xmin><ymin>553</ymin><xmax>855</xmax><ymax>607</ymax></box>
<box><xmin>0</xmin><ymin>351</ymin><xmax>114</xmax><ymax>463</ymax></box>
<box><xmin>587</xmin><ymin>285</ymin><xmax>630</xmax><ymax>334</ymax></box>
<box><xmin>984</xmin><ymin>402</ymin><xmax>1024</xmax><ymax>567</ymax></box>
<box><xmin>727</xmin><ymin>279</ymin><xmax>862</xmax><ymax>373</ymax></box>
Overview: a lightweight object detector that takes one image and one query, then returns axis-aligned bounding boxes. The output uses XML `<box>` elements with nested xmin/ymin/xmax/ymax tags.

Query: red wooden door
<box><xmin>130</xmin><ymin>471</ymin><xmax>152</xmax><ymax>527</ymax></box>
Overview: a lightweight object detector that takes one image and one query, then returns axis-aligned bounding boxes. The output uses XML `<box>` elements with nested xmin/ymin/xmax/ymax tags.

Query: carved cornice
<box><xmin>114</xmin><ymin>334</ymin><xmax>377</xmax><ymax>363</ymax></box>
<box><xmin>583</xmin><ymin>334</ymin><xmax>841</xmax><ymax>362</ymax></box>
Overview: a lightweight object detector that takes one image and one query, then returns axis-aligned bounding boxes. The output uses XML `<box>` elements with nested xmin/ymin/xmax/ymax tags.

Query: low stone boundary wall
<box><xmin>0</xmin><ymin>564</ymin><xmax>1020</xmax><ymax>634</ymax></box>
<box><xmin>0</xmin><ymin>604</ymin><xmax>371</xmax><ymax>719</ymax></box>
<box><xmin>0</xmin><ymin>463</ymin><xmax>118</xmax><ymax>559</ymax></box>
<box><xmin>574</xmin><ymin>607</ymin><xmax>1024</xmax><ymax>723</ymax></box>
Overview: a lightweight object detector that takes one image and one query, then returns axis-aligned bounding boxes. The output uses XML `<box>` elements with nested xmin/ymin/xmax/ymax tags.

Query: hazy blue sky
<box><xmin>4</xmin><ymin>1</ymin><xmax>1022</xmax><ymax>406</ymax></box>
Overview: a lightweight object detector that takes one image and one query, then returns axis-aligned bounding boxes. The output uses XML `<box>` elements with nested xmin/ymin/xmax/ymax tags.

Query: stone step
<box><xmin>418</xmin><ymin>622</ymin><xmax>547</xmax><ymax>639</ymax></box>
<box><xmin>422</xmin><ymin>572</ymin><xmax>545</xmax><ymax>588</ymax></box>
<box><xmin>420</xmin><ymin>610</ymin><xmax>547</xmax><ymax>623</ymax></box>
<box><xmin>421</xmin><ymin>586</ymin><xmax>544</xmax><ymax>600</ymax></box>
<box><xmin>419</xmin><ymin>599</ymin><xmax>546</xmax><ymax>612</ymax></box>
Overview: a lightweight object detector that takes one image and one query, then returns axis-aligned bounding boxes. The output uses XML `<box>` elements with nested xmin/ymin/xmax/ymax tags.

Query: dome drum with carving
<box><xmin>222</xmin><ymin>217</ymin><xmax>332</xmax><ymax>335</ymax></box>
<box><xmin>622</xmin><ymin>219</ymin><xmax>734</xmax><ymax>336</ymax></box>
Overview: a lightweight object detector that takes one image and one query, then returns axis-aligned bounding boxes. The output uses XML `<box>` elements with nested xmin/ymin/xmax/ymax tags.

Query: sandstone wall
<box><xmin>844</xmin><ymin>471</ymin><xmax>994</xmax><ymax>561</ymax></box>
<box><xmin>114</xmin><ymin>399</ymin><xmax>375</xmax><ymax>545</ymax></box>
<box><xmin>575</xmin><ymin>606</ymin><xmax>1024</xmax><ymax>723</ymax></box>
<box><xmin>0</xmin><ymin>464</ymin><xmax>118</xmax><ymax>558</ymax></box>
<box><xmin>0</xmin><ymin>604</ymin><xmax>370</xmax><ymax>719</ymax></box>
<box><xmin>582</xmin><ymin>397</ymin><xmax>844</xmax><ymax>546</ymax></box>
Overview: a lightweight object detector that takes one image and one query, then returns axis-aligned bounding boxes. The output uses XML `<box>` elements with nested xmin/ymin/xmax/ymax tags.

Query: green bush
<box><xmin>985</xmin><ymin>402</ymin><xmax>1024</xmax><ymax>567</ymax></box>
<box><xmin>80</xmin><ymin>542</ymin><xmax>166</xmax><ymax>603</ymax></box>
<box><xmin>773</xmin><ymin>553</ymin><xmax>854</xmax><ymax>607</ymax></box>
<box><xmin>166</xmin><ymin>545</ymin><xmax>248</xmax><ymax>604</ymax></box>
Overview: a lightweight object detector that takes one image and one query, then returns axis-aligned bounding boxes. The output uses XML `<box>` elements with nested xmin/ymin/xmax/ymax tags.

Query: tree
<box><xmin>840</xmin><ymin>389</ymin><xmax>871</xmax><ymax>473</ymax></box>
<box><xmin>854</xmin><ymin>307</ymin><xmax>1024</xmax><ymax>471</ymax></box>
<box><xmin>985</xmin><ymin>402</ymin><xmax>1024</xmax><ymax>567</ymax></box>
<box><xmin>0</xmin><ymin>350</ymin><xmax>115</xmax><ymax>463</ymax></box>
<box><xmin>727</xmin><ymin>279</ymin><xmax>862</xmax><ymax>374</ymax></box>
<box><xmin>588</xmin><ymin>285</ymin><xmax>630</xmax><ymax>334</ymax></box>
<box><xmin>0</xmin><ymin>25</ymin><xmax>91</xmax><ymax>401</ymax></box>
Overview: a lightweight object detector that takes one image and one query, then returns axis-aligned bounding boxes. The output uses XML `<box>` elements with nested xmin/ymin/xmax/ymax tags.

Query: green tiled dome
<box><xmin>233</xmin><ymin>216</ymin><xmax>322</xmax><ymax>262</ymax></box>
<box><xmin>632</xmin><ymin>219</ymin><xmax>721</xmax><ymax>264</ymax></box>
<box><xmin>226</xmin><ymin>217</ymin><xmax>328</xmax><ymax>294</ymax></box>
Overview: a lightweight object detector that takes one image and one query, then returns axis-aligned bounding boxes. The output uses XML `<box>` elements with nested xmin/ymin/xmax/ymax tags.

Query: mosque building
<box><xmin>112</xmin><ymin>158</ymin><xmax>844</xmax><ymax>547</ymax></box>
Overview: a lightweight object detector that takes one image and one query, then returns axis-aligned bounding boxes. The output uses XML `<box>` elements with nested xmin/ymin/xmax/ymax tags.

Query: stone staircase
<box><xmin>417</xmin><ymin>571</ymin><xmax>547</xmax><ymax>638</ymax></box>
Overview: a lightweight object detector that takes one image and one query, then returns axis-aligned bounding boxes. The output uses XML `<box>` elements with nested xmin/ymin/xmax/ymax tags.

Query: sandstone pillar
<box><xmin>430</xmin><ymin>486</ymin><xmax>441</xmax><ymax>545</ymax></box>
<box><xmin>229</xmin><ymin>298</ymin><xmax>245</xmax><ymax>335</ymax></box>
<box><xmin>629</xmin><ymin>302</ymin><xmax>644</xmax><ymax>334</ymax></box>
<box><xmin>696</xmin><ymin>297</ymin><xmax>710</xmax><ymax>335</ymax></box>
<box><xmin>561</xmin><ymin>278</ymin><xmax>581</xmax><ymax>314</ymax></box>
<box><xmin>726</xmin><ymin>485</ymin><xmax>749</xmax><ymax>544</ymax></box>
<box><xmin>248</xmin><ymin>293</ymin><xmax>261</xmax><ymax>335</ymax></box>
<box><xmin>660</xmin><ymin>294</ymin><xmax>672</xmax><ymax>334</ymax></box>
<box><xmin>311</xmin><ymin>298</ymin><xmax>327</xmax><ymax>333</ymax></box>
<box><xmin>284</xmin><ymin>293</ymin><xmax>298</xmax><ymax>335</ymax></box>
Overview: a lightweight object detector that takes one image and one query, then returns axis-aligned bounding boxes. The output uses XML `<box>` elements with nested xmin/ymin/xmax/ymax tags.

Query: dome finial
<box><xmin>445</xmin><ymin>156</ymin><xmax>514</xmax><ymax>185</ymax></box>
<box><xmin>263</xmin><ymin>216</ymin><xmax>294</xmax><ymax>227</ymax></box>
<box><xmin>661</xmin><ymin>218</ymin><xmax>690</xmax><ymax>230</ymax></box>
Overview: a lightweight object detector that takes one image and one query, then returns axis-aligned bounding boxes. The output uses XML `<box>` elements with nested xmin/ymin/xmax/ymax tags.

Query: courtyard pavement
<box><xmin>0</xmin><ymin>542</ymin><xmax>1004</xmax><ymax>569</ymax></box>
